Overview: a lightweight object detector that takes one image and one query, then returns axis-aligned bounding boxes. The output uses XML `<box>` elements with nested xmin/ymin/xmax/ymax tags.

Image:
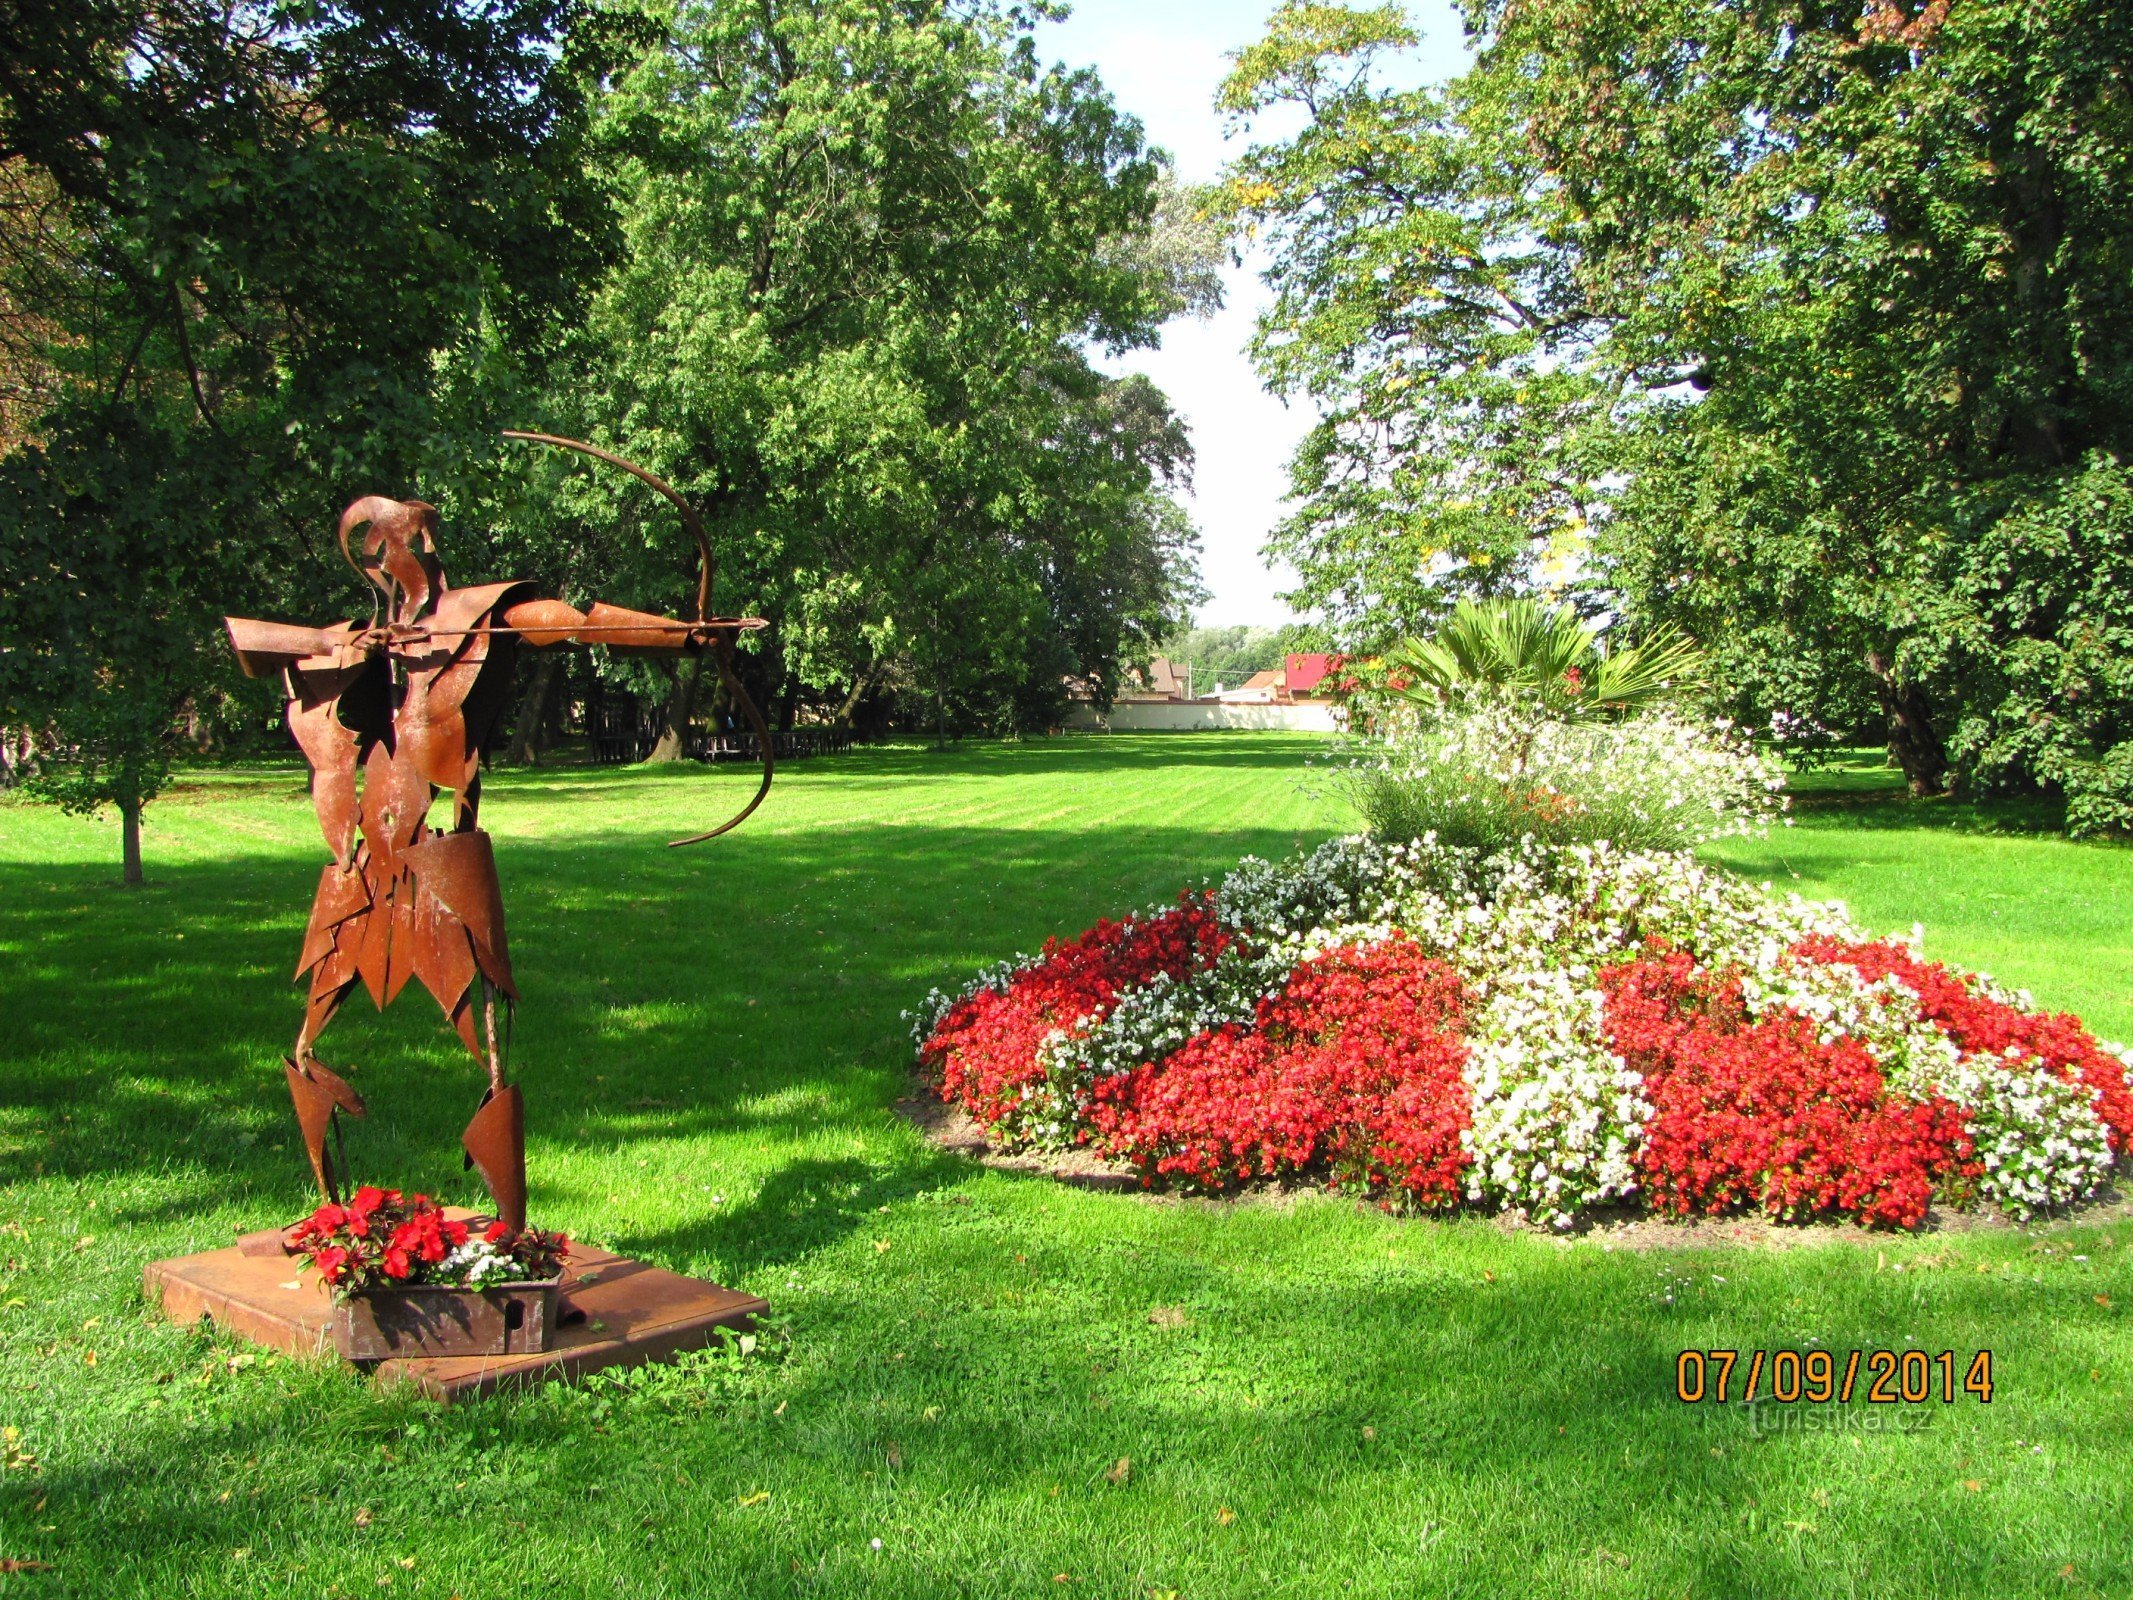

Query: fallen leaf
<box><xmin>738</xmin><ymin>1491</ymin><xmax>770</xmax><ymax>1507</ymax></box>
<box><xmin>2097</xmin><ymin>1295</ymin><xmax>2113</xmax><ymax>1309</ymax></box>
<box><xmin>1483</xmin><ymin>1270</ymin><xmax>1496</xmax><ymax>1282</ymax></box>
<box><xmin>1052</xmin><ymin>1575</ymin><xmax>1073</xmax><ymax>1585</ymax></box>
<box><xmin>1217</xmin><ymin>1506</ymin><xmax>1236</xmax><ymax>1527</ymax></box>
<box><xmin>80</xmin><ymin>1318</ymin><xmax>100</xmax><ymax>1331</ymax></box>
<box><xmin>875</xmin><ymin>1240</ymin><xmax>891</xmax><ymax>1254</ymax></box>
<box><xmin>922</xmin><ymin>1405</ymin><xmax>941</xmax><ymax>1422</ymax></box>
<box><xmin>1104</xmin><ymin>1457</ymin><xmax>1132</xmax><ymax>1485</ymax></box>
<box><xmin>1963</xmin><ymin>1480</ymin><xmax>1983</xmax><ymax>1492</ymax></box>
<box><xmin>773</xmin><ymin>1400</ymin><xmax>788</xmax><ymax>1417</ymax></box>
<box><xmin>397</xmin><ymin>1557</ymin><xmax>417</xmax><ymax>1570</ymax></box>
<box><xmin>0</xmin><ymin>1561</ymin><xmax>52</xmax><ymax>1574</ymax></box>
<box><xmin>82</xmin><ymin>1350</ymin><xmax>96</xmax><ymax>1367</ymax></box>
<box><xmin>2061</xmin><ymin>1565</ymin><xmax>2077</xmax><ymax>1579</ymax></box>
<box><xmin>354</xmin><ymin>1507</ymin><xmax>372</xmax><ymax>1528</ymax></box>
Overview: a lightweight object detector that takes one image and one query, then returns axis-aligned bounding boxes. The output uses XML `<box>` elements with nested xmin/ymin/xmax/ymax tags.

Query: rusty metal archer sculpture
<box><xmin>224</xmin><ymin>432</ymin><xmax>771</xmax><ymax>1231</ymax></box>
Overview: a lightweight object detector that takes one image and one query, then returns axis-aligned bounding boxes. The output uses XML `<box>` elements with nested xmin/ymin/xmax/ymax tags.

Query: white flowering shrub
<box><xmin>1338</xmin><ymin>698</ymin><xmax>1788</xmax><ymax>856</ymax></box>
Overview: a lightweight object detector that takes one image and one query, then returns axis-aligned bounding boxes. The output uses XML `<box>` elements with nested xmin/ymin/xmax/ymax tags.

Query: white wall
<box><xmin>1064</xmin><ymin>701</ymin><xmax>1341</xmax><ymax>733</ymax></box>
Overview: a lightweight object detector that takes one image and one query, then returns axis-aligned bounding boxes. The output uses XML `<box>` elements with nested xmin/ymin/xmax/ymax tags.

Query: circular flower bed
<box><xmin>911</xmin><ymin>837</ymin><xmax>2132</xmax><ymax>1229</ymax></box>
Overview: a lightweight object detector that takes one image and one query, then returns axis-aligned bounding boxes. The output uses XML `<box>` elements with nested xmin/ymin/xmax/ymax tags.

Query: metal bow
<box><xmin>500</xmin><ymin>429</ymin><xmax>774</xmax><ymax>846</ymax></box>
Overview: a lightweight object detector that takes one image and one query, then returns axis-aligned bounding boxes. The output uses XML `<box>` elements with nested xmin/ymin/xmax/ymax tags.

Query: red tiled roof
<box><xmin>1285</xmin><ymin>653</ymin><xmax>1335</xmax><ymax>694</ymax></box>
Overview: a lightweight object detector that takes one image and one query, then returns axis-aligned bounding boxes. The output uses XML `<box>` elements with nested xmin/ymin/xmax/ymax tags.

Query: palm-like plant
<box><xmin>1385</xmin><ymin>597</ymin><xmax>1704</xmax><ymax>720</ymax></box>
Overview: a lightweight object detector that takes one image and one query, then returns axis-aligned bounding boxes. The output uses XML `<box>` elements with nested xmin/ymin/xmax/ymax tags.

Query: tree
<box><xmin>1486</xmin><ymin>0</ymin><xmax>2133</xmax><ymax>795</ymax></box>
<box><xmin>515</xmin><ymin>0</ymin><xmax>1209</xmax><ymax>744</ymax></box>
<box><xmin>1217</xmin><ymin>3</ymin><xmax>1606</xmax><ymax>646</ymax></box>
<box><xmin>1222</xmin><ymin>0</ymin><xmax>2133</xmax><ymax>807</ymax></box>
<box><xmin>0</xmin><ymin>0</ymin><xmax>636</xmax><ymax>877</ymax></box>
<box><xmin>1156</xmin><ymin>622</ymin><xmax>1329</xmax><ymax>692</ymax></box>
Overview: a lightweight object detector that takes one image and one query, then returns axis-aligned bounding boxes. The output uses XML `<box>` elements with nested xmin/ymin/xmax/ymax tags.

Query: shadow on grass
<box><xmin>152</xmin><ymin>731</ymin><xmax>1337</xmax><ymax>796</ymax></box>
<box><xmin>0</xmin><ymin>815</ymin><xmax>1327</xmax><ymax>1258</ymax></box>
<box><xmin>1782</xmin><ymin>754</ymin><xmax>2099</xmax><ymax>840</ymax></box>
<box><xmin>1787</xmin><ymin>790</ymin><xmax>2074</xmax><ymax>836</ymax></box>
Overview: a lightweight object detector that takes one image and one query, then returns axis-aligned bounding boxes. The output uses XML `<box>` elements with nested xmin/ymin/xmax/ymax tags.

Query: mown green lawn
<box><xmin>2</xmin><ymin>734</ymin><xmax>2130</xmax><ymax>1599</ymax></box>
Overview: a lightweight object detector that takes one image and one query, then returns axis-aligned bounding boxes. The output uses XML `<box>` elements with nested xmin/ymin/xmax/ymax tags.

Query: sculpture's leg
<box><xmin>286</xmin><ymin>975</ymin><xmax>368</xmax><ymax>1205</ymax></box>
<box><xmin>462</xmin><ymin>1085</ymin><xmax>527</xmax><ymax>1231</ymax></box>
<box><xmin>284</xmin><ymin>1058</ymin><xmax>343</xmax><ymax>1203</ymax></box>
<box><xmin>460</xmin><ymin>978</ymin><xmax>527</xmax><ymax>1229</ymax></box>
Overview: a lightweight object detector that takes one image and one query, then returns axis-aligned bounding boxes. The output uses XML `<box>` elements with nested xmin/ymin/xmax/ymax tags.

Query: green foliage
<box><xmin>1156</xmin><ymin>621</ymin><xmax>1328</xmax><ymax>690</ymax></box>
<box><xmin>1221</xmin><ymin>0</ymin><xmax>2133</xmax><ymax>814</ymax></box>
<box><xmin>1384</xmin><ymin>596</ymin><xmax>1703</xmax><ymax>721</ymax></box>
<box><xmin>1923</xmin><ymin>455</ymin><xmax>2133</xmax><ymax>836</ymax></box>
<box><xmin>0</xmin><ymin>0</ymin><xmax>636</xmax><ymax>870</ymax></box>
<box><xmin>1218</xmin><ymin>1</ymin><xmax>1605</xmax><ymax>643</ymax></box>
<box><xmin>523</xmin><ymin>0</ymin><xmax>1212</xmax><ymax>735</ymax></box>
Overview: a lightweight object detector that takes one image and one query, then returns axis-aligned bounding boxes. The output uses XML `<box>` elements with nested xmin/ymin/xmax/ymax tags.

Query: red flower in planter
<box><xmin>309</xmin><ymin>1244</ymin><xmax>352</xmax><ymax>1285</ymax></box>
<box><xmin>292</xmin><ymin>1191</ymin><xmax>552</xmax><ymax>1296</ymax></box>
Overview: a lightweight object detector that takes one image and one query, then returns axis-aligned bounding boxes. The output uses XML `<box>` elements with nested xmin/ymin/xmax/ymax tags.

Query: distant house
<box><xmin>1205</xmin><ymin>657</ymin><xmax>1338</xmax><ymax>705</ymax></box>
<box><xmin>1116</xmin><ymin>655</ymin><xmax>1193</xmax><ymax>702</ymax></box>
<box><xmin>1284</xmin><ymin>653</ymin><xmax>1336</xmax><ymax>698</ymax></box>
<box><xmin>1211</xmin><ymin>668</ymin><xmax>1283</xmax><ymax>704</ymax></box>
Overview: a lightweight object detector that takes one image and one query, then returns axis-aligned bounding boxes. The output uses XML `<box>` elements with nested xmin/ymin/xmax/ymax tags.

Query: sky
<box><xmin>1035</xmin><ymin>0</ymin><xmax>1474</xmax><ymax>627</ymax></box>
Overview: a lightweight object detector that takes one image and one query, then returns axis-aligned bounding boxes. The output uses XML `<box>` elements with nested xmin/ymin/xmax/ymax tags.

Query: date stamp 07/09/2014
<box><xmin>1674</xmin><ymin>1348</ymin><xmax>1994</xmax><ymax>1407</ymax></box>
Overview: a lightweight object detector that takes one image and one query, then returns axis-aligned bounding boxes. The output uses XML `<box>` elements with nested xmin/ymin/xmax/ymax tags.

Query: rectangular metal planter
<box><xmin>331</xmin><ymin>1278</ymin><xmax>562</xmax><ymax>1362</ymax></box>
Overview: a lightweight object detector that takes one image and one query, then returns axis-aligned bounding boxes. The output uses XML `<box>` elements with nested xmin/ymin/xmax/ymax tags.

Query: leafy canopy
<box><xmin>1222</xmin><ymin>0</ymin><xmax>2133</xmax><ymax>819</ymax></box>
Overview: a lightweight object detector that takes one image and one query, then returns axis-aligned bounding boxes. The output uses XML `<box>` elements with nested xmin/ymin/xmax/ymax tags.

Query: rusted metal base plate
<box><xmin>143</xmin><ymin>1235</ymin><xmax>766</xmax><ymax>1403</ymax></box>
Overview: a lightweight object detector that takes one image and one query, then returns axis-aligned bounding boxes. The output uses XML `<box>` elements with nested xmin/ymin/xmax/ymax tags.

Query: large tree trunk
<box><xmin>504</xmin><ymin>654</ymin><xmax>561</xmax><ymax>767</ymax></box>
<box><xmin>1866</xmin><ymin>649</ymin><xmax>1948</xmax><ymax>797</ymax></box>
<box><xmin>121</xmin><ymin>799</ymin><xmax>143</xmax><ymax>887</ymax></box>
<box><xmin>644</xmin><ymin>656</ymin><xmax>703</xmax><ymax>764</ymax></box>
<box><xmin>831</xmin><ymin>665</ymin><xmax>875</xmax><ymax>729</ymax></box>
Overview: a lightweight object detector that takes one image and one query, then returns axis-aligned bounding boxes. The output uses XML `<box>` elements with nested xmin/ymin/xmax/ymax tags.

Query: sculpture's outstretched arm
<box><xmin>224</xmin><ymin>616</ymin><xmax>367</xmax><ymax>678</ymax></box>
<box><xmin>500</xmin><ymin>599</ymin><xmax>767</xmax><ymax>655</ymax></box>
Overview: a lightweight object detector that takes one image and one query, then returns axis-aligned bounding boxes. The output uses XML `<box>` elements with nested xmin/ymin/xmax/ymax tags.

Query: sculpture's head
<box><xmin>338</xmin><ymin>496</ymin><xmax>445</xmax><ymax>619</ymax></box>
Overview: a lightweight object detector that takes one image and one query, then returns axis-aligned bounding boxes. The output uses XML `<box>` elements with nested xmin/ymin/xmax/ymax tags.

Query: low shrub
<box><xmin>1335</xmin><ymin>698</ymin><xmax>1787</xmax><ymax>856</ymax></box>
